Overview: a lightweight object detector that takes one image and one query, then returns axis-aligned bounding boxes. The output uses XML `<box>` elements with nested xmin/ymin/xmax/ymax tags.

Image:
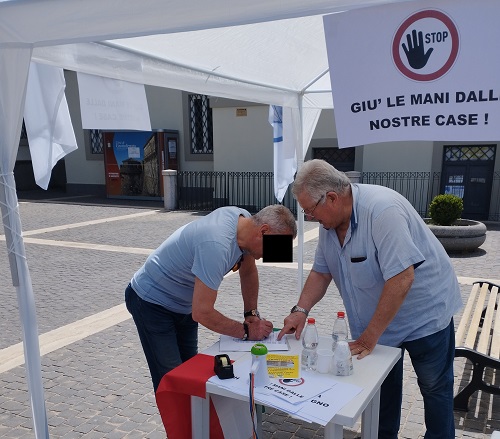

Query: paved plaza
<box><xmin>0</xmin><ymin>192</ymin><xmax>499</xmax><ymax>438</ymax></box>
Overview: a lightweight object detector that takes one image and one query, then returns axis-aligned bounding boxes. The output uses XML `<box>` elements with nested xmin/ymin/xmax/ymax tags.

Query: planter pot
<box><xmin>424</xmin><ymin>219</ymin><xmax>487</xmax><ymax>252</ymax></box>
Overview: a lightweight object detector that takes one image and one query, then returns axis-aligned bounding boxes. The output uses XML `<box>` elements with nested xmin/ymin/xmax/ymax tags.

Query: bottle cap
<box><xmin>337</xmin><ymin>311</ymin><xmax>345</xmax><ymax>318</ymax></box>
<box><xmin>251</xmin><ymin>343</ymin><xmax>268</xmax><ymax>356</ymax></box>
<box><xmin>307</xmin><ymin>317</ymin><xmax>315</xmax><ymax>324</ymax></box>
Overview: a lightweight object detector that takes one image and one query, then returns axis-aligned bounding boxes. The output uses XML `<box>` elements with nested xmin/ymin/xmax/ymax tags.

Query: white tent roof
<box><xmin>2</xmin><ymin>0</ymin><xmax>408</xmax><ymax>110</ymax></box>
<box><xmin>1</xmin><ymin>1</ymin><xmax>411</xmax><ymax>437</ymax></box>
<box><xmin>32</xmin><ymin>17</ymin><xmax>332</xmax><ymax>109</ymax></box>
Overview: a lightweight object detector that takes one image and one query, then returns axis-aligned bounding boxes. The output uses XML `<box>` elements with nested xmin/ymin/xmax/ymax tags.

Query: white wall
<box><xmin>313</xmin><ymin>109</ymin><xmax>337</xmax><ymax>139</ymax></box>
<box><xmin>146</xmin><ymin>86</ymin><xmax>184</xmax><ymax>132</ymax></box>
<box><xmin>360</xmin><ymin>141</ymin><xmax>434</xmax><ymax>171</ymax></box>
<box><xmin>212</xmin><ymin>105</ymin><xmax>273</xmax><ymax>172</ymax></box>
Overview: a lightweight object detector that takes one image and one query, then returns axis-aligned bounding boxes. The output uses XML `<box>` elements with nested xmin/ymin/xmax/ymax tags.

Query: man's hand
<box><xmin>348</xmin><ymin>265</ymin><xmax>415</xmax><ymax>359</ymax></box>
<box><xmin>277</xmin><ymin>312</ymin><xmax>307</xmax><ymax>341</ymax></box>
<box><xmin>244</xmin><ymin>315</ymin><xmax>261</xmax><ymax>324</ymax></box>
<box><xmin>348</xmin><ymin>336</ymin><xmax>376</xmax><ymax>360</ymax></box>
<box><xmin>247</xmin><ymin>319</ymin><xmax>273</xmax><ymax>340</ymax></box>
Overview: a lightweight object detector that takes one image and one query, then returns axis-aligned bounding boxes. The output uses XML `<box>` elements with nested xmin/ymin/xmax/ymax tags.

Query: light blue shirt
<box><xmin>312</xmin><ymin>184</ymin><xmax>462</xmax><ymax>347</ymax></box>
<box><xmin>131</xmin><ymin>206</ymin><xmax>250</xmax><ymax>314</ymax></box>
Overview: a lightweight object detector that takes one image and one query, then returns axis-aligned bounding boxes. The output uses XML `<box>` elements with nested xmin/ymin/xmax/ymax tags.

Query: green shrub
<box><xmin>428</xmin><ymin>194</ymin><xmax>463</xmax><ymax>226</ymax></box>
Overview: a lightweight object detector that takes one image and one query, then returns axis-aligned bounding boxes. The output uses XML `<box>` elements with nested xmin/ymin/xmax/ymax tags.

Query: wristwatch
<box><xmin>242</xmin><ymin>322</ymin><xmax>250</xmax><ymax>340</ymax></box>
<box><xmin>244</xmin><ymin>309</ymin><xmax>261</xmax><ymax>319</ymax></box>
<box><xmin>290</xmin><ymin>305</ymin><xmax>309</xmax><ymax>317</ymax></box>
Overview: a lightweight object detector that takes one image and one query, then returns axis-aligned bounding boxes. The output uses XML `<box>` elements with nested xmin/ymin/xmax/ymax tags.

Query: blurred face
<box><xmin>245</xmin><ymin>224</ymin><xmax>270</xmax><ymax>260</ymax></box>
<box><xmin>250</xmin><ymin>226</ymin><xmax>294</xmax><ymax>260</ymax></box>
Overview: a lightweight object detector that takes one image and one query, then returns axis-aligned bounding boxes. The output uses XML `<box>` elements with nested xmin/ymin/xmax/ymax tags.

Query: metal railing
<box><xmin>360</xmin><ymin>172</ymin><xmax>441</xmax><ymax>217</ymax></box>
<box><xmin>177</xmin><ymin>171</ymin><xmax>297</xmax><ymax>214</ymax></box>
<box><xmin>177</xmin><ymin>170</ymin><xmax>500</xmax><ymax>220</ymax></box>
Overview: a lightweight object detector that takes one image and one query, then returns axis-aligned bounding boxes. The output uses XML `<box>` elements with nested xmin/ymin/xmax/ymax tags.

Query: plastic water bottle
<box><xmin>301</xmin><ymin>317</ymin><xmax>319</xmax><ymax>371</ymax></box>
<box><xmin>333</xmin><ymin>340</ymin><xmax>353</xmax><ymax>376</ymax></box>
<box><xmin>332</xmin><ymin>311</ymin><xmax>349</xmax><ymax>352</ymax></box>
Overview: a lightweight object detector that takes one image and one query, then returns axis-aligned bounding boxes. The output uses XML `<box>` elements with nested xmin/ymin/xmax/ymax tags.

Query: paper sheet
<box><xmin>207</xmin><ymin>358</ymin><xmax>362</xmax><ymax>426</ymax></box>
<box><xmin>219</xmin><ymin>332</ymin><xmax>289</xmax><ymax>352</ymax></box>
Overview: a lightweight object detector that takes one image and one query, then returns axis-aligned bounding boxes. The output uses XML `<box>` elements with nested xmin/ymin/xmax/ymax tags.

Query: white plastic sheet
<box><xmin>24</xmin><ymin>62</ymin><xmax>78</xmax><ymax>190</ymax></box>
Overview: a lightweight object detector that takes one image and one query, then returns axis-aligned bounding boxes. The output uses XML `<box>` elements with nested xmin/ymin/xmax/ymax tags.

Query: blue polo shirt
<box><xmin>312</xmin><ymin>184</ymin><xmax>462</xmax><ymax>347</ymax></box>
<box><xmin>131</xmin><ymin>206</ymin><xmax>250</xmax><ymax>314</ymax></box>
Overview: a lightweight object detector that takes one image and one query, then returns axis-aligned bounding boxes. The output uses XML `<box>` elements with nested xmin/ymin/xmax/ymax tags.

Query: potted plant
<box><xmin>425</xmin><ymin>194</ymin><xmax>486</xmax><ymax>252</ymax></box>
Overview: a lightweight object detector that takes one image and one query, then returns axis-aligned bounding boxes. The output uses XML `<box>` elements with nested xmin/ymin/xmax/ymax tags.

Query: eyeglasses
<box><xmin>301</xmin><ymin>194</ymin><xmax>324</xmax><ymax>218</ymax></box>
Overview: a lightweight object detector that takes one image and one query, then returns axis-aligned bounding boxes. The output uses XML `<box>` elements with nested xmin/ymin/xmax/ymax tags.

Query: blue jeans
<box><xmin>379</xmin><ymin>319</ymin><xmax>455</xmax><ymax>439</ymax></box>
<box><xmin>125</xmin><ymin>284</ymin><xmax>198</xmax><ymax>392</ymax></box>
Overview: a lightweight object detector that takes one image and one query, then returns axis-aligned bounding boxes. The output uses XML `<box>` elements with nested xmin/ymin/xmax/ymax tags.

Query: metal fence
<box><xmin>360</xmin><ymin>172</ymin><xmax>442</xmax><ymax>217</ymax></box>
<box><xmin>177</xmin><ymin>170</ymin><xmax>500</xmax><ymax>220</ymax></box>
<box><xmin>177</xmin><ymin>171</ymin><xmax>297</xmax><ymax>214</ymax></box>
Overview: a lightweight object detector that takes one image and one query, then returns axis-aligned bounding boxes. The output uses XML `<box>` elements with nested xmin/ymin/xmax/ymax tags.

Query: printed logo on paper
<box><xmin>279</xmin><ymin>378</ymin><xmax>305</xmax><ymax>386</ymax></box>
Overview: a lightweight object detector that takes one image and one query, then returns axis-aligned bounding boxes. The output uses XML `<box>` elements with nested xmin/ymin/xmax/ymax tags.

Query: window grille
<box><xmin>189</xmin><ymin>94</ymin><xmax>213</xmax><ymax>154</ymax></box>
<box><xmin>313</xmin><ymin>147</ymin><xmax>355</xmax><ymax>172</ymax></box>
<box><xmin>444</xmin><ymin>145</ymin><xmax>495</xmax><ymax>162</ymax></box>
<box><xmin>315</xmin><ymin>147</ymin><xmax>355</xmax><ymax>163</ymax></box>
<box><xmin>90</xmin><ymin>130</ymin><xmax>104</xmax><ymax>154</ymax></box>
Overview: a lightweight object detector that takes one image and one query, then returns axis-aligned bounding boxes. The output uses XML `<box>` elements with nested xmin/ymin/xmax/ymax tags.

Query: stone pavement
<box><xmin>0</xmin><ymin>192</ymin><xmax>499</xmax><ymax>438</ymax></box>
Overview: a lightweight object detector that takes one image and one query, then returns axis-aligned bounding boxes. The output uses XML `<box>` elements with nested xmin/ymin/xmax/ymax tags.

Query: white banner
<box><xmin>77</xmin><ymin>72</ymin><xmax>151</xmax><ymax>131</ymax></box>
<box><xmin>25</xmin><ymin>62</ymin><xmax>78</xmax><ymax>190</ymax></box>
<box><xmin>269</xmin><ymin>105</ymin><xmax>297</xmax><ymax>203</ymax></box>
<box><xmin>323</xmin><ymin>0</ymin><xmax>500</xmax><ymax>148</ymax></box>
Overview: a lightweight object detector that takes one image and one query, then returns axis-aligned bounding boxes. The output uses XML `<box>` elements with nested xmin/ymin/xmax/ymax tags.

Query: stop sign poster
<box><xmin>323</xmin><ymin>0</ymin><xmax>500</xmax><ymax>148</ymax></box>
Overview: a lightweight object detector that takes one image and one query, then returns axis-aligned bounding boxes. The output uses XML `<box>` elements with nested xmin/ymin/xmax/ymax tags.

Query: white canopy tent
<box><xmin>0</xmin><ymin>0</ymin><xmax>411</xmax><ymax>437</ymax></box>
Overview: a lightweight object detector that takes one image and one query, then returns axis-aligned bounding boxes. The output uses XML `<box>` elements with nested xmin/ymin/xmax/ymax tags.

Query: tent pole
<box><xmin>296</xmin><ymin>95</ymin><xmax>305</xmax><ymax>296</ymax></box>
<box><xmin>0</xmin><ymin>45</ymin><xmax>50</xmax><ymax>438</ymax></box>
<box><xmin>0</xmin><ymin>175</ymin><xmax>50</xmax><ymax>438</ymax></box>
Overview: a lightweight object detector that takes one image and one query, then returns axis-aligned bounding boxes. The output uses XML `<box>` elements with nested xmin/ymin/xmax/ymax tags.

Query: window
<box><xmin>89</xmin><ymin>130</ymin><xmax>104</xmax><ymax>155</ymax></box>
<box><xmin>189</xmin><ymin>94</ymin><xmax>213</xmax><ymax>154</ymax></box>
<box><xmin>444</xmin><ymin>145</ymin><xmax>495</xmax><ymax>162</ymax></box>
<box><xmin>313</xmin><ymin>146</ymin><xmax>355</xmax><ymax>172</ymax></box>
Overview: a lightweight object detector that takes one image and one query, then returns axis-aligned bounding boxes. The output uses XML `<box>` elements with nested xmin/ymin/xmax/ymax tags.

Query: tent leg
<box><xmin>0</xmin><ymin>174</ymin><xmax>50</xmax><ymax>438</ymax></box>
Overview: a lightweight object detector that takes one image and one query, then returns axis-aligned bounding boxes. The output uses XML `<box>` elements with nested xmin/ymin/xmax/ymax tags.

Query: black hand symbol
<box><xmin>402</xmin><ymin>29</ymin><xmax>434</xmax><ymax>70</ymax></box>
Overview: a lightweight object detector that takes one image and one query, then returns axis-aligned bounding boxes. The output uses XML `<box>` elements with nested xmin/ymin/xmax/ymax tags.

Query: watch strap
<box><xmin>244</xmin><ymin>309</ymin><xmax>260</xmax><ymax>319</ymax></box>
<box><xmin>290</xmin><ymin>305</ymin><xmax>309</xmax><ymax>317</ymax></box>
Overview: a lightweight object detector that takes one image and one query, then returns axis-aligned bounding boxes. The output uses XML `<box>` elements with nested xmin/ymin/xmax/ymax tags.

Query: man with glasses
<box><xmin>302</xmin><ymin>193</ymin><xmax>324</xmax><ymax>218</ymax></box>
<box><xmin>278</xmin><ymin>159</ymin><xmax>462</xmax><ymax>439</ymax></box>
<box><xmin>126</xmin><ymin>204</ymin><xmax>297</xmax><ymax>393</ymax></box>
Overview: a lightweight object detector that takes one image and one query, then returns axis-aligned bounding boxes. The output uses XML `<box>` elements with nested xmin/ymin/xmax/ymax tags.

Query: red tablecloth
<box><xmin>155</xmin><ymin>353</ymin><xmax>224</xmax><ymax>439</ymax></box>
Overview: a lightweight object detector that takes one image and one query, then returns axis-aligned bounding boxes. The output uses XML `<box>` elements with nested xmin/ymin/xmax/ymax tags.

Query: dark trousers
<box><xmin>125</xmin><ymin>284</ymin><xmax>198</xmax><ymax>392</ymax></box>
<box><xmin>379</xmin><ymin>319</ymin><xmax>456</xmax><ymax>439</ymax></box>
